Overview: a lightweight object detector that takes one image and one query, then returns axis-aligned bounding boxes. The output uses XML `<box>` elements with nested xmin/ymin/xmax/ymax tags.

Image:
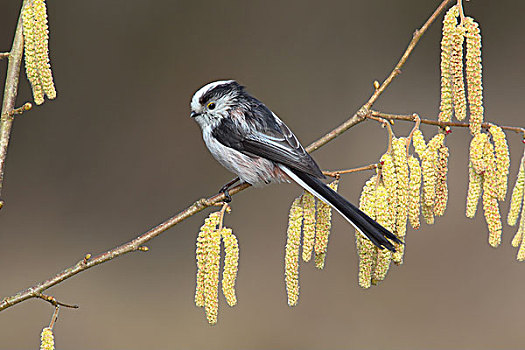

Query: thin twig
<box><xmin>384</xmin><ymin>119</ymin><xmax>394</xmax><ymax>154</ymax></box>
<box><xmin>368</xmin><ymin>115</ymin><xmax>395</xmax><ymax>153</ymax></box>
<box><xmin>0</xmin><ymin>0</ymin><xmax>455</xmax><ymax>313</ymax></box>
<box><xmin>369</xmin><ymin>111</ymin><xmax>525</xmax><ymax>138</ymax></box>
<box><xmin>218</xmin><ymin>202</ymin><xmax>230</xmax><ymax>230</ymax></box>
<box><xmin>362</xmin><ymin>0</ymin><xmax>455</xmax><ymax>111</ymax></box>
<box><xmin>0</xmin><ymin>53</ymin><xmax>9</xmax><ymax>60</ymax></box>
<box><xmin>0</xmin><ymin>102</ymin><xmax>32</xmax><ymax>119</ymax></box>
<box><xmin>305</xmin><ymin>0</ymin><xmax>454</xmax><ymax>153</ymax></box>
<box><xmin>406</xmin><ymin>114</ymin><xmax>422</xmax><ymax>155</ymax></box>
<box><xmin>49</xmin><ymin>306</ymin><xmax>59</xmax><ymax>329</ymax></box>
<box><xmin>323</xmin><ymin>163</ymin><xmax>378</xmax><ymax>178</ymax></box>
<box><xmin>36</xmin><ymin>293</ymin><xmax>79</xmax><ymax>309</ymax></box>
<box><xmin>0</xmin><ymin>0</ymin><xmax>30</xmax><ymax>204</ymax></box>
<box><xmin>457</xmin><ymin>0</ymin><xmax>466</xmax><ymax>24</ymax></box>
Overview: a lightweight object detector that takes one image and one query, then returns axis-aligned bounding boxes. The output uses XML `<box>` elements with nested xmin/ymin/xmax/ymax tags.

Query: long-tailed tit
<box><xmin>190</xmin><ymin>80</ymin><xmax>401</xmax><ymax>251</ymax></box>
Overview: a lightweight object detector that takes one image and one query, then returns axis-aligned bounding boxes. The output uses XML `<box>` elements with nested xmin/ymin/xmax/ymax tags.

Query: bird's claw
<box><xmin>222</xmin><ymin>188</ymin><xmax>232</xmax><ymax>203</ymax></box>
<box><xmin>219</xmin><ymin>185</ymin><xmax>232</xmax><ymax>203</ymax></box>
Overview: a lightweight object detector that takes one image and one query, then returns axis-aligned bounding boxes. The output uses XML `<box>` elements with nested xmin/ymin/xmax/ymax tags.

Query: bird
<box><xmin>190</xmin><ymin>80</ymin><xmax>401</xmax><ymax>251</ymax></box>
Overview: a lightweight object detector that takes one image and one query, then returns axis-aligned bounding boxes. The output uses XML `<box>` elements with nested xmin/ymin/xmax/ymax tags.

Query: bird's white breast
<box><xmin>201</xmin><ymin>125</ymin><xmax>289</xmax><ymax>187</ymax></box>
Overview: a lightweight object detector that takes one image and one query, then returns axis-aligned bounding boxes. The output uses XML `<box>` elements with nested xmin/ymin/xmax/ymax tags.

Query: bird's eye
<box><xmin>207</xmin><ymin>102</ymin><xmax>216</xmax><ymax>110</ymax></box>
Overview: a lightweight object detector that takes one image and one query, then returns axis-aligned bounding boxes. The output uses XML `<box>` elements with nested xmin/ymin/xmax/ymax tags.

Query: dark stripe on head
<box><xmin>199</xmin><ymin>81</ymin><xmax>245</xmax><ymax>105</ymax></box>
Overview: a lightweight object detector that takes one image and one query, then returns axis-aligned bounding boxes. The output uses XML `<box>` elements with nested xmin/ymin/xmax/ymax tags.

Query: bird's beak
<box><xmin>190</xmin><ymin>111</ymin><xmax>200</xmax><ymax>118</ymax></box>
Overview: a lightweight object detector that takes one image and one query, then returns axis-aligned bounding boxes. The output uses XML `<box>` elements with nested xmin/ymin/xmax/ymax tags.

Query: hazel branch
<box><xmin>369</xmin><ymin>111</ymin><xmax>525</xmax><ymax>138</ymax></box>
<box><xmin>323</xmin><ymin>163</ymin><xmax>378</xmax><ymax>178</ymax></box>
<box><xmin>0</xmin><ymin>0</ymin><xmax>455</xmax><ymax>313</ymax></box>
<box><xmin>362</xmin><ymin>0</ymin><xmax>455</xmax><ymax>111</ymax></box>
<box><xmin>0</xmin><ymin>52</ymin><xmax>9</xmax><ymax>60</ymax></box>
<box><xmin>305</xmin><ymin>0</ymin><xmax>455</xmax><ymax>153</ymax></box>
<box><xmin>0</xmin><ymin>0</ymin><xmax>31</xmax><ymax>204</ymax></box>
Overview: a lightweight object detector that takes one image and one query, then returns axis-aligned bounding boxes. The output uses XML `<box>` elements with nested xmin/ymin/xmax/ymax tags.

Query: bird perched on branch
<box><xmin>190</xmin><ymin>80</ymin><xmax>401</xmax><ymax>251</ymax></box>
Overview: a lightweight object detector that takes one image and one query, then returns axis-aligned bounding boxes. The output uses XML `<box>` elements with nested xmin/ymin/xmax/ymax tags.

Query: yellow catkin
<box><xmin>40</xmin><ymin>327</ymin><xmax>55</xmax><ymax>350</ymax></box>
<box><xmin>412</xmin><ymin>129</ymin><xmax>427</xmax><ymax>158</ymax></box>
<box><xmin>22</xmin><ymin>2</ymin><xmax>44</xmax><ymax>105</ymax></box>
<box><xmin>314</xmin><ymin>252</ymin><xmax>326</xmax><ymax>270</ymax></box>
<box><xmin>483</xmin><ymin>191</ymin><xmax>502</xmax><ymax>248</ymax></box>
<box><xmin>489</xmin><ymin>125</ymin><xmax>510</xmax><ymax>200</ymax></box>
<box><xmin>434</xmin><ymin>145</ymin><xmax>449</xmax><ymax>216</ymax></box>
<box><xmin>408</xmin><ymin>155</ymin><xmax>422</xmax><ymax>229</ymax></box>
<box><xmin>195</xmin><ymin>231</ymin><xmax>207</xmax><ymax>307</ymax></box>
<box><xmin>285</xmin><ymin>197</ymin><xmax>303</xmax><ymax>306</ymax></box>
<box><xmin>372</xmin><ymin>184</ymin><xmax>393</xmax><ymax>284</ymax></box>
<box><xmin>469</xmin><ymin>133</ymin><xmax>488</xmax><ymax>173</ymax></box>
<box><xmin>357</xmin><ymin>175</ymin><xmax>378</xmax><ymax>289</ymax></box>
<box><xmin>465</xmin><ymin>16</ymin><xmax>483</xmax><ymax>135</ymax></box>
<box><xmin>428</xmin><ymin>134</ymin><xmax>445</xmax><ymax>154</ymax></box>
<box><xmin>204</xmin><ymin>227</ymin><xmax>221</xmax><ymax>324</ymax></box>
<box><xmin>511</xmin><ymin>191</ymin><xmax>525</xmax><ymax>248</ymax></box>
<box><xmin>221</xmin><ymin>228</ymin><xmax>239</xmax><ymax>307</ymax></box>
<box><xmin>392</xmin><ymin>138</ymin><xmax>409</xmax><ymax>264</ymax></box>
<box><xmin>422</xmin><ymin>134</ymin><xmax>444</xmax><ymax>208</ymax></box>
<box><xmin>195</xmin><ymin>212</ymin><xmax>220</xmax><ymax>307</ymax></box>
<box><xmin>511</xmin><ymin>227</ymin><xmax>523</xmax><ymax>249</ymax></box>
<box><xmin>452</xmin><ymin>25</ymin><xmax>467</xmax><ymax>121</ymax></box>
<box><xmin>482</xmin><ymin>140</ymin><xmax>502</xmax><ymax>247</ymax></box>
<box><xmin>483</xmin><ymin>139</ymin><xmax>498</xmax><ymax>199</ymax></box>
<box><xmin>515</xmin><ymin>200</ymin><xmax>525</xmax><ymax>260</ymax></box>
<box><xmin>421</xmin><ymin>202</ymin><xmax>435</xmax><ymax>225</ymax></box>
<box><xmin>466</xmin><ymin>133</ymin><xmax>488</xmax><ymax>218</ymax></box>
<box><xmin>514</xmin><ymin>162</ymin><xmax>525</xmax><ymax>258</ymax></box>
<box><xmin>518</xmin><ymin>233</ymin><xmax>525</xmax><ymax>261</ymax></box>
<box><xmin>314</xmin><ymin>180</ymin><xmax>338</xmax><ymax>269</ymax></box>
<box><xmin>380</xmin><ymin>153</ymin><xmax>398</xmax><ymax>235</ymax></box>
<box><xmin>33</xmin><ymin>0</ymin><xmax>56</xmax><ymax>100</ymax></box>
<box><xmin>439</xmin><ymin>5</ymin><xmax>458</xmax><ymax>122</ymax></box>
<box><xmin>466</xmin><ymin>166</ymin><xmax>484</xmax><ymax>218</ymax></box>
<box><xmin>301</xmin><ymin>191</ymin><xmax>316</xmax><ymax>262</ymax></box>
<box><xmin>508</xmin><ymin>154</ymin><xmax>525</xmax><ymax>226</ymax></box>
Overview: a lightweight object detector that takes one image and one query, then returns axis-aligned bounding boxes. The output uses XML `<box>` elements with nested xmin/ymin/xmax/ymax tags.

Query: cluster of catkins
<box><xmin>439</xmin><ymin>5</ymin><xmax>482</xmax><ymax>134</ymax></box>
<box><xmin>284</xmin><ymin>180</ymin><xmax>339</xmax><ymax>306</ymax></box>
<box><xmin>22</xmin><ymin>0</ymin><xmax>56</xmax><ymax>105</ymax></box>
<box><xmin>440</xmin><ymin>6</ymin><xmax>511</xmax><ymax>248</ymax></box>
<box><xmin>356</xmin><ymin>131</ymin><xmax>449</xmax><ymax>288</ymax></box>
<box><xmin>195</xmin><ymin>209</ymin><xmax>239</xmax><ymax>324</ymax></box>
<box><xmin>466</xmin><ymin>127</ymin><xmax>509</xmax><ymax>247</ymax></box>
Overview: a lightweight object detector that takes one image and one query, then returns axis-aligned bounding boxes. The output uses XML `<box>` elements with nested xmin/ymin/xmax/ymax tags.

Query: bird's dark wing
<box><xmin>212</xmin><ymin>102</ymin><xmax>325</xmax><ymax>179</ymax></box>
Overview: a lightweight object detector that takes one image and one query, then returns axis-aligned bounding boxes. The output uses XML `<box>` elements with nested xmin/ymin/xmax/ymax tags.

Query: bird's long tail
<box><xmin>279</xmin><ymin>165</ymin><xmax>402</xmax><ymax>252</ymax></box>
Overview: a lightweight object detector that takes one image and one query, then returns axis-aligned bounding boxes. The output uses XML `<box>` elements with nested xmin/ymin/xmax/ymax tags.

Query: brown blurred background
<box><xmin>1</xmin><ymin>0</ymin><xmax>524</xmax><ymax>348</ymax></box>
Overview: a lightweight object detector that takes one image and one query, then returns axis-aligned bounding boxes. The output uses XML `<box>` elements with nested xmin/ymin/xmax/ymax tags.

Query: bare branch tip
<box><xmin>323</xmin><ymin>163</ymin><xmax>377</xmax><ymax>178</ymax></box>
<box><xmin>37</xmin><ymin>293</ymin><xmax>79</xmax><ymax>309</ymax></box>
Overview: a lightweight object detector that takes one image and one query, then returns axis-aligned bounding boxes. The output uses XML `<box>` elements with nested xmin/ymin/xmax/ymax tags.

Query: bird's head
<box><xmin>190</xmin><ymin>80</ymin><xmax>245</xmax><ymax>129</ymax></box>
